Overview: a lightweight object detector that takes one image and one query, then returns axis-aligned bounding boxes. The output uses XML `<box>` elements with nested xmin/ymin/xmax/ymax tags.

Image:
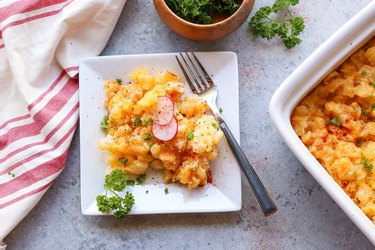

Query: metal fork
<box><xmin>176</xmin><ymin>52</ymin><xmax>277</xmax><ymax>216</ymax></box>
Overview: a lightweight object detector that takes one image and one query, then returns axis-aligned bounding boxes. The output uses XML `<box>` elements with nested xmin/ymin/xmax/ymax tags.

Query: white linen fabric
<box><xmin>0</xmin><ymin>0</ymin><xmax>127</xmax><ymax>247</ymax></box>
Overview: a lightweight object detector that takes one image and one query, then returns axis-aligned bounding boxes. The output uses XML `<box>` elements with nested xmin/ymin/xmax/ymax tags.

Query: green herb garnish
<box><xmin>119</xmin><ymin>158</ymin><xmax>128</xmax><ymax>164</ymax></box>
<box><xmin>329</xmin><ymin>116</ymin><xmax>341</xmax><ymax>126</ymax></box>
<box><xmin>126</xmin><ymin>180</ymin><xmax>135</xmax><ymax>186</ymax></box>
<box><xmin>361</xmin><ymin>107</ymin><xmax>366</xmax><ymax>116</ymax></box>
<box><xmin>186</xmin><ymin>132</ymin><xmax>194</xmax><ymax>141</ymax></box>
<box><xmin>8</xmin><ymin>171</ymin><xmax>15</xmax><ymax>178</ymax></box>
<box><xmin>133</xmin><ymin>117</ymin><xmax>141</xmax><ymax>126</ymax></box>
<box><xmin>142</xmin><ymin>118</ymin><xmax>154</xmax><ymax>126</ymax></box>
<box><xmin>361</xmin><ymin>71</ymin><xmax>367</xmax><ymax>76</ymax></box>
<box><xmin>96</xmin><ymin>169</ymin><xmax>135</xmax><ymax>219</ymax></box>
<box><xmin>136</xmin><ymin>174</ymin><xmax>146</xmax><ymax>184</ymax></box>
<box><xmin>249</xmin><ymin>0</ymin><xmax>305</xmax><ymax>49</ymax></box>
<box><xmin>372</xmin><ymin>81</ymin><xmax>375</xmax><ymax>88</ymax></box>
<box><xmin>212</xmin><ymin>122</ymin><xmax>218</xmax><ymax>129</ymax></box>
<box><xmin>100</xmin><ymin>114</ymin><xmax>110</xmax><ymax>133</ymax></box>
<box><xmin>116</xmin><ymin>78</ymin><xmax>123</xmax><ymax>85</ymax></box>
<box><xmin>143</xmin><ymin>132</ymin><xmax>154</xmax><ymax>141</ymax></box>
<box><xmin>361</xmin><ymin>158</ymin><xmax>374</xmax><ymax>171</ymax></box>
<box><xmin>165</xmin><ymin>0</ymin><xmax>239</xmax><ymax>24</ymax></box>
<box><xmin>372</xmin><ymin>103</ymin><xmax>375</xmax><ymax>110</ymax></box>
<box><xmin>164</xmin><ymin>188</ymin><xmax>169</xmax><ymax>194</ymax></box>
<box><xmin>219</xmin><ymin>108</ymin><xmax>223</xmax><ymax>114</ymax></box>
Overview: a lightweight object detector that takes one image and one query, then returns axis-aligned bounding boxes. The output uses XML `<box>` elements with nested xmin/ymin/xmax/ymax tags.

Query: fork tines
<box><xmin>175</xmin><ymin>52</ymin><xmax>214</xmax><ymax>94</ymax></box>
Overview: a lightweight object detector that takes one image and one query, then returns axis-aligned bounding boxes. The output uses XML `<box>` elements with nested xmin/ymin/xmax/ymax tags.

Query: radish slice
<box><xmin>153</xmin><ymin>96</ymin><xmax>174</xmax><ymax>125</ymax></box>
<box><xmin>152</xmin><ymin>116</ymin><xmax>178</xmax><ymax>141</ymax></box>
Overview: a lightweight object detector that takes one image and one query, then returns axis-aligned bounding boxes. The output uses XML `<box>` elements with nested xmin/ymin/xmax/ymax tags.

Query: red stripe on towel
<box><xmin>1</xmin><ymin>0</ymin><xmax>74</xmax><ymax>34</ymax></box>
<box><xmin>0</xmin><ymin>66</ymin><xmax>77</xmax><ymax>132</ymax></box>
<box><xmin>0</xmin><ymin>0</ymin><xmax>68</xmax><ymax>23</ymax></box>
<box><xmin>0</xmin><ymin>78</ymin><xmax>78</xmax><ymax>150</ymax></box>
<box><xmin>0</xmin><ymin>114</ymin><xmax>31</xmax><ymax>130</ymax></box>
<box><xmin>0</xmin><ymin>180</ymin><xmax>53</xmax><ymax>209</ymax></box>
<box><xmin>27</xmin><ymin>71</ymin><xmax>67</xmax><ymax>111</ymax></box>
<box><xmin>0</xmin><ymin>149</ymin><xmax>68</xmax><ymax>198</ymax></box>
<box><xmin>0</xmin><ymin>103</ymin><xmax>78</xmax><ymax>164</ymax></box>
<box><xmin>0</xmin><ymin>120</ymin><xmax>76</xmax><ymax>186</ymax></box>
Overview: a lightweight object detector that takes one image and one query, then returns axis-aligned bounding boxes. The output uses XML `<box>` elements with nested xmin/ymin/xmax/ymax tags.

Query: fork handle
<box><xmin>219</xmin><ymin>121</ymin><xmax>277</xmax><ymax>216</ymax></box>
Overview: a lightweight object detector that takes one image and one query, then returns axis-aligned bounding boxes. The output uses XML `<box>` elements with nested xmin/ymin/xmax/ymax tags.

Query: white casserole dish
<box><xmin>269</xmin><ymin>1</ymin><xmax>375</xmax><ymax>245</ymax></box>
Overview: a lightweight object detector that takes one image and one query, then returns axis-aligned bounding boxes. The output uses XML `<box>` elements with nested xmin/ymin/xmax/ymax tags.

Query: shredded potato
<box><xmin>99</xmin><ymin>68</ymin><xmax>223</xmax><ymax>189</ymax></box>
<box><xmin>291</xmin><ymin>37</ymin><xmax>375</xmax><ymax>222</ymax></box>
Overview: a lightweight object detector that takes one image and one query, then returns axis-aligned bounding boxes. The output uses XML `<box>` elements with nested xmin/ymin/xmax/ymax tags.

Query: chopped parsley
<box><xmin>143</xmin><ymin>132</ymin><xmax>154</xmax><ymax>141</ymax></box>
<box><xmin>361</xmin><ymin>107</ymin><xmax>366</xmax><ymax>116</ymax></box>
<box><xmin>361</xmin><ymin>158</ymin><xmax>374</xmax><ymax>171</ymax></box>
<box><xmin>133</xmin><ymin>117</ymin><xmax>141</xmax><ymax>126</ymax></box>
<box><xmin>329</xmin><ymin>116</ymin><xmax>341</xmax><ymax>126</ymax></box>
<box><xmin>100</xmin><ymin>114</ymin><xmax>110</xmax><ymax>134</ymax></box>
<box><xmin>8</xmin><ymin>171</ymin><xmax>16</xmax><ymax>178</ymax></box>
<box><xmin>148</xmin><ymin>143</ymin><xmax>155</xmax><ymax>148</ymax></box>
<box><xmin>372</xmin><ymin>103</ymin><xmax>375</xmax><ymax>110</ymax></box>
<box><xmin>126</xmin><ymin>180</ymin><xmax>135</xmax><ymax>186</ymax></box>
<box><xmin>116</xmin><ymin>78</ymin><xmax>123</xmax><ymax>85</ymax></box>
<box><xmin>96</xmin><ymin>169</ymin><xmax>135</xmax><ymax>219</ymax></box>
<box><xmin>164</xmin><ymin>188</ymin><xmax>169</xmax><ymax>194</ymax></box>
<box><xmin>136</xmin><ymin>174</ymin><xmax>146</xmax><ymax>184</ymax></box>
<box><xmin>361</xmin><ymin>71</ymin><xmax>367</xmax><ymax>76</ymax></box>
<box><xmin>249</xmin><ymin>0</ymin><xmax>305</xmax><ymax>49</ymax></box>
<box><xmin>142</xmin><ymin>118</ymin><xmax>154</xmax><ymax>126</ymax></box>
<box><xmin>165</xmin><ymin>0</ymin><xmax>240</xmax><ymax>24</ymax></box>
<box><xmin>186</xmin><ymin>132</ymin><xmax>194</xmax><ymax>140</ymax></box>
<box><xmin>219</xmin><ymin>108</ymin><xmax>223</xmax><ymax>114</ymax></box>
<box><xmin>372</xmin><ymin>81</ymin><xmax>375</xmax><ymax>88</ymax></box>
<box><xmin>119</xmin><ymin>158</ymin><xmax>128</xmax><ymax>164</ymax></box>
<box><xmin>212</xmin><ymin>122</ymin><xmax>218</xmax><ymax>129</ymax></box>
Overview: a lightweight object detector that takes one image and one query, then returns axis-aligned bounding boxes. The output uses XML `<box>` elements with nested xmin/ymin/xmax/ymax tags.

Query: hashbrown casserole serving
<box><xmin>98</xmin><ymin>68</ymin><xmax>224</xmax><ymax>189</ymax></box>
<box><xmin>291</xmin><ymin>37</ymin><xmax>375</xmax><ymax>222</ymax></box>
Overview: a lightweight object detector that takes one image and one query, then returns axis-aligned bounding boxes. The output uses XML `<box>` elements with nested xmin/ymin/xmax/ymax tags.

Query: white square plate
<box><xmin>79</xmin><ymin>52</ymin><xmax>241</xmax><ymax>215</ymax></box>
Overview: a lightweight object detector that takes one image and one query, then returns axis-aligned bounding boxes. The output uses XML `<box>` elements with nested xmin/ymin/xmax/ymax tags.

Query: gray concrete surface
<box><xmin>4</xmin><ymin>0</ymin><xmax>375</xmax><ymax>249</ymax></box>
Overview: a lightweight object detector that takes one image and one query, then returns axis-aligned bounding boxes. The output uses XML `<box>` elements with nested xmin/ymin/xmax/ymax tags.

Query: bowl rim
<box><xmin>157</xmin><ymin>0</ymin><xmax>253</xmax><ymax>28</ymax></box>
<box><xmin>269</xmin><ymin>1</ymin><xmax>375</xmax><ymax>244</ymax></box>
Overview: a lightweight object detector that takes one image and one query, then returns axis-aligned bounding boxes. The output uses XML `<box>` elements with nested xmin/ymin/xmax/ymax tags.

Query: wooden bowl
<box><xmin>153</xmin><ymin>0</ymin><xmax>255</xmax><ymax>41</ymax></box>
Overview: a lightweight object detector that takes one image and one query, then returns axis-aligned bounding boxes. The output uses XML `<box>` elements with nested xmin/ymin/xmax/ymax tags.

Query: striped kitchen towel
<box><xmin>0</xmin><ymin>0</ymin><xmax>127</xmax><ymax>248</ymax></box>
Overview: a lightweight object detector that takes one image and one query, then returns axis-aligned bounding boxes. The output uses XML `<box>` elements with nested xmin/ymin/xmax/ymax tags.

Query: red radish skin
<box><xmin>154</xmin><ymin>96</ymin><xmax>174</xmax><ymax>125</ymax></box>
<box><xmin>152</xmin><ymin>116</ymin><xmax>178</xmax><ymax>141</ymax></box>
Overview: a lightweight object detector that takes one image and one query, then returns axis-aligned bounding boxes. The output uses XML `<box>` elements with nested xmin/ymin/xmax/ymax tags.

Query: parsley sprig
<box><xmin>165</xmin><ymin>0</ymin><xmax>239</xmax><ymax>24</ymax></box>
<box><xmin>100</xmin><ymin>114</ymin><xmax>110</xmax><ymax>134</ymax></box>
<box><xmin>116</xmin><ymin>78</ymin><xmax>123</xmax><ymax>85</ymax></box>
<box><xmin>96</xmin><ymin>169</ymin><xmax>135</xmax><ymax>219</ymax></box>
<box><xmin>142</xmin><ymin>118</ymin><xmax>154</xmax><ymax>126</ymax></box>
<box><xmin>329</xmin><ymin>116</ymin><xmax>341</xmax><ymax>126</ymax></box>
<box><xmin>361</xmin><ymin>158</ymin><xmax>374</xmax><ymax>172</ymax></box>
<box><xmin>136</xmin><ymin>174</ymin><xmax>146</xmax><ymax>184</ymax></box>
<box><xmin>186</xmin><ymin>132</ymin><xmax>194</xmax><ymax>141</ymax></box>
<box><xmin>8</xmin><ymin>171</ymin><xmax>16</xmax><ymax>178</ymax></box>
<box><xmin>133</xmin><ymin>117</ymin><xmax>141</xmax><ymax>126</ymax></box>
<box><xmin>249</xmin><ymin>0</ymin><xmax>305</xmax><ymax>49</ymax></box>
<box><xmin>143</xmin><ymin>132</ymin><xmax>154</xmax><ymax>141</ymax></box>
